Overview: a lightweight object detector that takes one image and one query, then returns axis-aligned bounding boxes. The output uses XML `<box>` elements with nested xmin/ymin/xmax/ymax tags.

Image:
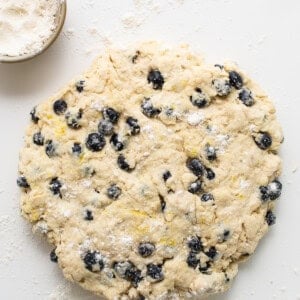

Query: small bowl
<box><xmin>0</xmin><ymin>1</ymin><xmax>67</xmax><ymax>64</ymax></box>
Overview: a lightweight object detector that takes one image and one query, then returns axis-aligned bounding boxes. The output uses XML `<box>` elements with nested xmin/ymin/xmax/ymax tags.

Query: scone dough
<box><xmin>18</xmin><ymin>42</ymin><xmax>283</xmax><ymax>300</ymax></box>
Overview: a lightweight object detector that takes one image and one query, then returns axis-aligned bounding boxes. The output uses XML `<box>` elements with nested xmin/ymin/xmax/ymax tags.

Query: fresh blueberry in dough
<box><xmin>190</xmin><ymin>88</ymin><xmax>209</xmax><ymax>108</ymax></box>
<box><xmin>146</xmin><ymin>263</ymin><xmax>164</xmax><ymax>281</ymax></box>
<box><xmin>30</xmin><ymin>106</ymin><xmax>39</xmax><ymax>123</ymax></box>
<box><xmin>107</xmin><ymin>184</ymin><xmax>122</xmax><ymax>200</ymax></box>
<box><xmin>265</xmin><ymin>210</ymin><xmax>276</xmax><ymax>226</ymax></box>
<box><xmin>110</xmin><ymin>133</ymin><xmax>124</xmax><ymax>151</ymax></box>
<box><xmin>201</xmin><ymin>193</ymin><xmax>214</xmax><ymax>202</ymax></box>
<box><xmin>212</xmin><ymin>79</ymin><xmax>231</xmax><ymax>96</ymax></box>
<box><xmin>238</xmin><ymin>88</ymin><xmax>254</xmax><ymax>106</ymax></box>
<box><xmin>147</xmin><ymin>69</ymin><xmax>165</xmax><ymax>90</ymax></box>
<box><xmin>187</xmin><ymin>236</ymin><xmax>203</xmax><ymax>253</ymax></box>
<box><xmin>86</xmin><ymin>133</ymin><xmax>106</xmax><ymax>152</ymax></box>
<box><xmin>17</xmin><ymin>176</ymin><xmax>30</xmax><ymax>188</ymax></box>
<box><xmin>254</xmin><ymin>132</ymin><xmax>272</xmax><ymax>150</ymax></box>
<box><xmin>126</xmin><ymin>117</ymin><xmax>140</xmax><ymax>135</ymax></box>
<box><xmin>49</xmin><ymin>178</ymin><xmax>62</xmax><ymax>197</ymax></box>
<box><xmin>229</xmin><ymin>70</ymin><xmax>243</xmax><ymax>89</ymax></box>
<box><xmin>53</xmin><ymin>99</ymin><xmax>68</xmax><ymax>115</ymax></box>
<box><xmin>84</xmin><ymin>251</ymin><xmax>104</xmax><ymax>272</ymax></box>
<box><xmin>138</xmin><ymin>242</ymin><xmax>155</xmax><ymax>257</ymax></box>
<box><xmin>141</xmin><ymin>98</ymin><xmax>161</xmax><ymax>118</ymax></box>
<box><xmin>50</xmin><ymin>248</ymin><xmax>58</xmax><ymax>263</ymax></box>
<box><xmin>186</xmin><ymin>158</ymin><xmax>205</xmax><ymax>177</ymax></box>
<box><xmin>188</xmin><ymin>180</ymin><xmax>202</xmax><ymax>194</ymax></box>
<box><xmin>75</xmin><ymin>80</ymin><xmax>85</xmax><ymax>93</ymax></box>
<box><xmin>98</xmin><ymin>119</ymin><xmax>114</xmax><ymax>136</ymax></box>
<box><xmin>103</xmin><ymin>107</ymin><xmax>120</xmax><ymax>124</ymax></box>
<box><xmin>187</xmin><ymin>252</ymin><xmax>200</xmax><ymax>269</ymax></box>
<box><xmin>33</xmin><ymin>132</ymin><xmax>44</xmax><ymax>146</ymax></box>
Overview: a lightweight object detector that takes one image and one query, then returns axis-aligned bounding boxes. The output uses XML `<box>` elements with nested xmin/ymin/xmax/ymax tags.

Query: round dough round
<box><xmin>18</xmin><ymin>42</ymin><xmax>283</xmax><ymax>300</ymax></box>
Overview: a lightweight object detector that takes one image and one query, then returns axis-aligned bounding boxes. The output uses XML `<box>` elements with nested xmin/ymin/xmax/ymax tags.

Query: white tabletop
<box><xmin>0</xmin><ymin>0</ymin><xmax>299</xmax><ymax>299</ymax></box>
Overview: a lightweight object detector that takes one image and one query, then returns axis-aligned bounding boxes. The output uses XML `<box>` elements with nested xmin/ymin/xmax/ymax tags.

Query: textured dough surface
<box><xmin>18</xmin><ymin>42</ymin><xmax>283</xmax><ymax>300</ymax></box>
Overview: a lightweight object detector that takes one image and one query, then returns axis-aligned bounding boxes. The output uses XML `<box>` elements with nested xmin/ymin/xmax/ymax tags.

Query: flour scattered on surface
<box><xmin>239</xmin><ymin>179</ymin><xmax>250</xmax><ymax>190</ymax></box>
<box><xmin>121</xmin><ymin>12</ymin><xmax>144</xmax><ymax>29</ymax></box>
<box><xmin>47</xmin><ymin>282</ymin><xmax>72</xmax><ymax>300</ymax></box>
<box><xmin>0</xmin><ymin>0</ymin><xmax>61</xmax><ymax>57</ymax></box>
<box><xmin>186</xmin><ymin>112</ymin><xmax>204</xmax><ymax>126</ymax></box>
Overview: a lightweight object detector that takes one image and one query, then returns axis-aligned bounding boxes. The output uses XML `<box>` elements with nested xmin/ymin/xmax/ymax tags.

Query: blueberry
<box><xmin>50</xmin><ymin>248</ymin><xmax>58</xmax><ymax>263</ymax></box>
<box><xmin>159</xmin><ymin>194</ymin><xmax>166</xmax><ymax>212</ymax></box>
<box><xmin>205</xmin><ymin>168</ymin><xmax>215</xmax><ymax>180</ymax></box>
<box><xmin>138</xmin><ymin>242</ymin><xmax>155</xmax><ymax>257</ymax></box>
<box><xmin>259</xmin><ymin>186</ymin><xmax>269</xmax><ymax>201</ymax></box>
<box><xmin>17</xmin><ymin>176</ymin><xmax>30</xmax><ymax>188</ymax></box>
<box><xmin>201</xmin><ymin>193</ymin><xmax>214</xmax><ymax>202</ymax></box>
<box><xmin>188</xmin><ymin>180</ymin><xmax>202</xmax><ymax>194</ymax></box>
<box><xmin>86</xmin><ymin>133</ymin><xmax>106</xmax><ymax>152</ymax></box>
<box><xmin>205</xmin><ymin>145</ymin><xmax>217</xmax><ymax>161</ymax></box>
<box><xmin>117</xmin><ymin>154</ymin><xmax>132</xmax><ymax>172</ymax></box>
<box><xmin>53</xmin><ymin>99</ymin><xmax>68</xmax><ymax>115</ymax></box>
<box><xmin>214</xmin><ymin>64</ymin><xmax>224</xmax><ymax>69</ymax></box>
<box><xmin>132</xmin><ymin>50</ymin><xmax>141</xmax><ymax>64</ymax></box>
<box><xmin>45</xmin><ymin>140</ymin><xmax>56</xmax><ymax>157</ymax></box>
<box><xmin>141</xmin><ymin>98</ymin><xmax>161</xmax><ymax>118</ymax></box>
<box><xmin>147</xmin><ymin>69</ymin><xmax>164</xmax><ymax>90</ymax></box>
<box><xmin>49</xmin><ymin>178</ymin><xmax>62</xmax><ymax>197</ymax></box>
<box><xmin>229</xmin><ymin>71</ymin><xmax>243</xmax><ymax>89</ymax></box>
<box><xmin>114</xmin><ymin>261</ymin><xmax>143</xmax><ymax>286</ymax></box>
<box><xmin>238</xmin><ymin>88</ymin><xmax>254</xmax><ymax>107</ymax></box>
<box><xmin>187</xmin><ymin>236</ymin><xmax>203</xmax><ymax>253</ymax></box>
<box><xmin>84</xmin><ymin>209</ymin><xmax>94</xmax><ymax>221</ymax></box>
<box><xmin>75</xmin><ymin>80</ymin><xmax>85</xmax><ymax>93</ymax></box>
<box><xmin>268</xmin><ymin>180</ymin><xmax>282</xmax><ymax>200</ymax></box>
<box><xmin>265</xmin><ymin>210</ymin><xmax>276</xmax><ymax>226</ymax></box>
<box><xmin>103</xmin><ymin>107</ymin><xmax>120</xmax><ymax>124</ymax></box>
<box><xmin>205</xmin><ymin>246</ymin><xmax>217</xmax><ymax>259</ymax></box>
<box><xmin>220</xmin><ymin>230</ymin><xmax>230</xmax><ymax>242</ymax></box>
<box><xmin>187</xmin><ymin>251</ymin><xmax>200</xmax><ymax>269</ymax></box>
<box><xmin>137</xmin><ymin>294</ymin><xmax>145</xmax><ymax>300</ymax></box>
<box><xmin>190</xmin><ymin>88</ymin><xmax>209</xmax><ymax>108</ymax></box>
<box><xmin>162</xmin><ymin>170</ymin><xmax>172</xmax><ymax>182</ymax></box>
<box><xmin>72</xmin><ymin>143</ymin><xmax>82</xmax><ymax>156</ymax></box>
<box><xmin>260</xmin><ymin>180</ymin><xmax>282</xmax><ymax>201</ymax></box>
<box><xmin>254</xmin><ymin>132</ymin><xmax>272</xmax><ymax>150</ymax></box>
<box><xmin>98</xmin><ymin>119</ymin><xmax>114</xmax><ymax>136</ymax></box>
<box><xmin>199</xmin><ymin>261</ymin><xmax>211</xmax><ymax>274</ymax></box>
<box><xmin>83</xmin><ymin>251</ymin><xmax>104</xmax><ymax>272</ymax></box>
<box><xmin>146</xmin><ymin>263</ymin><xmax>164</xmax><ymax>281</ymax></box>
<box><xmin>212</xmin><ymin>79</ymin><xmax>231</xmax><ymax>97</ymax></box>
<box><xmin>186</xmin><ymin>158</ymin><xmax>205</xmax><ymax>177</ymax></box>
<box><xmin>126</xmin><ymin>117</ymin><xmax>140</xmax><ymax>135</ymax></box>
<box><xmin>33</xmin><ymin>132</ymin><xmax>44</xmax><ymax>146</ymax></box>
<box><xmin>110</xmin><ymin>133</ymin><xmax>124</xmax><ymax>151</ymax></box>
<box><xmin>30</xmin><ymin>107</ymin><xmax>39</xmax><ymax>123</ymax></box>
<box><xmin>65</xmin><ymin>109</ymin><xmax>83</xmax><ymax>129</ymax></box>
<box><xmin>107</xmin><ymin>184</ymin><xmax>122</xmax><ymax>200</ymax></box>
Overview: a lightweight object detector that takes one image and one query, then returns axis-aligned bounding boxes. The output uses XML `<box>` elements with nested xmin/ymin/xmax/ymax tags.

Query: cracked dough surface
<box><xmin>18</xmin><ymin>42</ymin><xmax>283</xmax><ymax>300</ymax></box>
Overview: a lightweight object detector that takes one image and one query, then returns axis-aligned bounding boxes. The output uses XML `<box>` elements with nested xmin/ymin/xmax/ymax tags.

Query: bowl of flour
<box><xmin>0</xmin><ymin>0</ymin><xmax>66</xmax><ymax>63</ymax></box>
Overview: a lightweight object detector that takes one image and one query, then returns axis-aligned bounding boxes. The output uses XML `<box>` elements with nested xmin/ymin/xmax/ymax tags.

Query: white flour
<box><xmin>0</xmin><ymin>0</ymin><xmax>60</xmax><ymax>57</ymax></box>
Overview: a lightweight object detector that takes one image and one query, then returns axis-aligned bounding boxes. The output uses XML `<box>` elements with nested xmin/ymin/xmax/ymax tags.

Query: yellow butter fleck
<box><xmin>159</xmin><ymin>237</ymin><xmax>177</xmax><ymax>247</ymax></box>
<box><xmin>134</xmin><ymin>225</ymin><xmax>150</xmax><ymax>236</ymax></box>
<box><xmin>237</xmin><ymin>194</ymin><xmax>245</xmax><ymax>200</ymax></box>
<box><xmin>55</xmin><ymin>123</ymin><xmax>67</xmax><ymax>138</ymax></box>
<box><xmin>130</xmin><ymin>210</ymin><xmax>149</xmax><ymax>218</ymax></box>
<box><xmin>29</xmin><ymin>210</ymin><xmax>40</xmax><ymax>222</ymax></box>
<box><xmin>46</xmin><ymin>114</ymin><xmax>53</xmax><ymax>120</ymax></box>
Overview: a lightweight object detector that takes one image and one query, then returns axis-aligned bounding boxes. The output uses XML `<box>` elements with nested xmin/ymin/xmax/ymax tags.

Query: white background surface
<box><xmin>0</xmin><ymin>0</ymin><xmax>300</xmax><ymax>299</ymax></box>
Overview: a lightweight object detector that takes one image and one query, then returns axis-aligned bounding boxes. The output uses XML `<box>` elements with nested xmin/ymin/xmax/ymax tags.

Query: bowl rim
<box><xmin>0</xmin><ymin>1</ymin><xmax>67</xmax><ymax>64</ymax></box>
